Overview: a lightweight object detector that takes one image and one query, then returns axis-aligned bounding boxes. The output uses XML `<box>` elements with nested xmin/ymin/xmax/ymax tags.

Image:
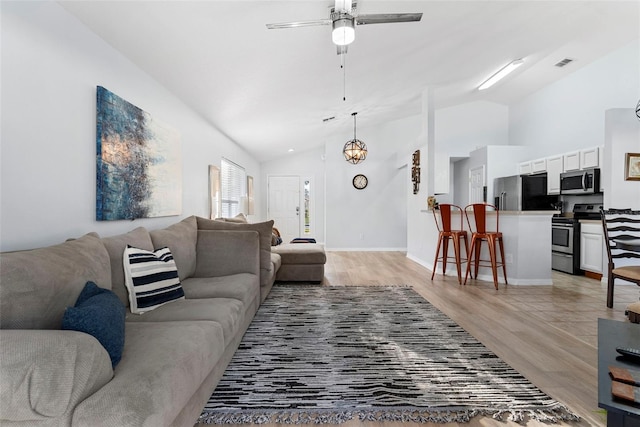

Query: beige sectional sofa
<box><xmin>0</xmin><ymin>216</ymin><xmax>269</xmax><ymax>426</ymax></box>
<box><xmin>0</xmin><ymin>215</ymin><xmax>326</xmax><ymax>426</ymax></box>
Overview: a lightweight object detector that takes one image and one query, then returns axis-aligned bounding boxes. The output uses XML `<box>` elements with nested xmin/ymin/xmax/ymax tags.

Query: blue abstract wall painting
<box><xmin>96</xmin><ymin>86</ymin><xmax>182</xmax><ymax>221</ymax></box>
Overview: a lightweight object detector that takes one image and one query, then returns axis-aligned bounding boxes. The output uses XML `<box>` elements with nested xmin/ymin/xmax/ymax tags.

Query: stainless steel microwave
<box><xmin>560</xmin><ymin>168</ymin><xmax>601</xmax><ymax>195</ymax></box>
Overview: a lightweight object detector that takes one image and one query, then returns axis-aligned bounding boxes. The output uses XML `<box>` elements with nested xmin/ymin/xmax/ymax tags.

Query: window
<box><xmin>221</xmin><ymin>158</ymin><xmax>246</xmax><ymax>218</ymax></box>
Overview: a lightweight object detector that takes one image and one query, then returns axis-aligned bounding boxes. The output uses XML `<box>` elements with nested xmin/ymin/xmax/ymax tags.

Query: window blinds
<box><xmin>221</xmin><ymin>158</ymin><xmax>246</xmax><ymax>218</ymax></box>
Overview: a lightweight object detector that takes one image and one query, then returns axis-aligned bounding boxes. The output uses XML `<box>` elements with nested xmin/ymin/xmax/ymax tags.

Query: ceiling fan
<box><xmin>266</xmin><ymin>0</ymin><xmax>422</xmax><ymax>55</ymax></box>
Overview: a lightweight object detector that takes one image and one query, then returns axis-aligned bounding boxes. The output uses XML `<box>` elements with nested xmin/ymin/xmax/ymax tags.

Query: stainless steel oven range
<box><xmin>551</xmin><ymin>203</ymin><xmax>602</xmax><ymax>275</ymax></box>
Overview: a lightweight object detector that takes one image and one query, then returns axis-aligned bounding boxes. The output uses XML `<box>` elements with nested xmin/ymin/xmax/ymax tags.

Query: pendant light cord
<box><xmin>352</xmin><ymin>112</ymin><xmax>357</xmax><ymax>138</ymax></box>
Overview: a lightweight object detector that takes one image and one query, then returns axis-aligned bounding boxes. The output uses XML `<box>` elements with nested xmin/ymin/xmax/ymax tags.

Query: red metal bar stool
<box><xmin>431</xmin><ymin>204</ymin><xmax>469</xmax><ymax>284</ymax></box>
<box><xmin>463</xmin><ymin>203</ymin><xmax>508</xmax><ymax>289</ymax></box>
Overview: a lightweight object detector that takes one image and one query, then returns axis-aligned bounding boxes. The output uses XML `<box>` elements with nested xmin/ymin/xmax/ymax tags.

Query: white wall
<box><xmin>432</xmin><ymin>101</ymin><xmax>510</xmax><ymax>202</ymax></box>
<box><xmin>260</xmin><ymin>147</ymin><xmax>326</xmax><ymax>242</ymax></box>
<box><xmin>435</xmin><ymin>101</ymin><xmax>510</xmax><ymax>157</ymax></box>
<box><xmin>0</xmin><ymin>2</ymin><xmax>259</xmax><ymax>251</ymax></box>
<box><xmin>600</xmin><ymin>108</ymin><xmax>640</xmax><ymax>279</ymax></box>
<box><xmin>325</xmin><ymin>115</ymin><xmax>417</xmax><ymax>250</ymax></box>
<box><xmin>260</xmin><ymin>115</ymin><xmax>418</xmax><ymax>250</ymax></box>
<box><xmin>603</xmin><ymin>109</ymin><xmax>640</xmax><ymax>209</ymax></box>
<box><xmin>510</xmin><ymin>41</ymin><xmax>640</xmax><ymax>156</ymax></box>
<box><xmin>407</xmin><ymin>101</ymin><xmax>510</xmax><ymax>260</ymax></box>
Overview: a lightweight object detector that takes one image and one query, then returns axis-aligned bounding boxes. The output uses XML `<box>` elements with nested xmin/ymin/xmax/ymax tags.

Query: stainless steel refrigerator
<box><xmin>493</xmin><ymin>174</ymin><xmax>558</xmax><ymax>211</ymax></box>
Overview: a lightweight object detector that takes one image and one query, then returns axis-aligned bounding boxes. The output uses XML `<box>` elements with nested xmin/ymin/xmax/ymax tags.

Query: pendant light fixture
<box><xmin>343</xmin><ymin>112</ymin><xmax>367</xmax><ymax>164</ymax></box>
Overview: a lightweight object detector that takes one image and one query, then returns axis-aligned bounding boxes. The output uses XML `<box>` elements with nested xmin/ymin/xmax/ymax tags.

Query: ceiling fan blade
<box><xmin>355</xmin><ymin>13</ymin><xmax>422</xmax><ymax>25</ymax></box>
<box><xmin>266</xmin><ymin>19</ymin><xmax>331</xmax><ymax>29</ymax></box>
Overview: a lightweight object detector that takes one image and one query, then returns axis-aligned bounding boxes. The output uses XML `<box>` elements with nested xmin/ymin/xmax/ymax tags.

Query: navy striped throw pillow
<box><xmin>123</xmin><ymin>245</ymin><xmax>185</xmax><ymax>314</ymax></box>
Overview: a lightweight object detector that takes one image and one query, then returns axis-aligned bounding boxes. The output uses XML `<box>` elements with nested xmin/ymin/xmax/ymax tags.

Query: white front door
<box><xmin>469</xmin><ymin>165</ymin><xmax>486</xmax><ymax>204</ymax></box>
<box><xmin>268</xmin><ymin>176</ymin><xmax>300</xmax><ymax>242</ymax></box>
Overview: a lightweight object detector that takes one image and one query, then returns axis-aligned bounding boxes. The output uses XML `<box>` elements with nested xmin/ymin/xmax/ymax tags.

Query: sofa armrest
<box><xmin>0</xmin><ymin>329</ymin><xmax>113</xmax><ymax>423</ymax></box>
<box><xmin>194</xmin><ymin>230</ymin><xmax>260</xmax><ymax>278</ymax></box>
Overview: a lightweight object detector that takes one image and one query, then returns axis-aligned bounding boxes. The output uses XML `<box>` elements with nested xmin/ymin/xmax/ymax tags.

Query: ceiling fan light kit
<box><xmin>478</xmin><ymin>59</ymin><xmax>524</xmax><ymax>90</ymax></box>
<box><xmin>332</xmin><ymin>15</ymin><xmax>355</xmax><ymax>46</ymax></box>
<box><xmin>343</xmin><ymin>112</ymin><xmax>368</xmax><ymax>164</ymax></box>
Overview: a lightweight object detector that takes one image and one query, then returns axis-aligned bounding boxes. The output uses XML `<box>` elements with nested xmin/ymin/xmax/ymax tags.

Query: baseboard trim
<box><xmin>584</xmin><ymin>270</ymin><xmax>603</xmax><ymax>280</ymax></box>
<box><xmin>326</xmin><ymin>247</ymin><xmax>407</xmax><ymax>252</ymax></box>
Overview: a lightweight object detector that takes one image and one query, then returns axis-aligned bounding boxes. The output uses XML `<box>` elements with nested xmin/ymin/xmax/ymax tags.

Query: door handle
<box><xmin>582</xmin><ymin>172</ymin><xmax>587</xmax><ymax>191</ymax></box>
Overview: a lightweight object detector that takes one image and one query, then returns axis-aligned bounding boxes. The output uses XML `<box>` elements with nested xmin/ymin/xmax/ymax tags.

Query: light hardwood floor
<box><xmin>217</xmin><ymin>251</ymin><xmax>640</xmax><ymax>427</ymax></box>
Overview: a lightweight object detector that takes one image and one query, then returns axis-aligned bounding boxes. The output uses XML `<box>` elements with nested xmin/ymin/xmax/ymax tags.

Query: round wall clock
<box><xmin>352</xmin><ymin>174</ymin><xmax>368</xmax><ymax>190</ymax></box>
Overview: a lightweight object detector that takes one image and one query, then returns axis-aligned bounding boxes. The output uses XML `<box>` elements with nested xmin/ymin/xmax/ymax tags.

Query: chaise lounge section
<box><xmin>272</xmin><ymin>243</ymin><xmax>326</xmax><ymax>283</ymax></box>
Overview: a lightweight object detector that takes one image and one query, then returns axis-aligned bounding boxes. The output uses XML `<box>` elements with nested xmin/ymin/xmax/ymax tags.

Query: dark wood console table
<box><xmin>598</xmin><ymin>318</ymin><xmax>640</xmax><ymax>426</ymax></box>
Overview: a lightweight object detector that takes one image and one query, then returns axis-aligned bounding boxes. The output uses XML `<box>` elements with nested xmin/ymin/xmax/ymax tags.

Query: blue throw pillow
<box><xmin>62</xmin><ymin>281</ymin><xmax>126</xmax><ymax>368</ymax></box>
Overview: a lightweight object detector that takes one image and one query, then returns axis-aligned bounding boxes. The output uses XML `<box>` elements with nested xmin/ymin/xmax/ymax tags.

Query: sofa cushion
<box><xmin>272</xmin><ymin>243</ymin><xmax>327</xmax><ymax>264</ymax></box>
<box><xmin>101</xmin><ymin>227</ymin><xmax>154</xmax><ymax>307</ymax></box>
<box><xmin>149</xmin><ymin>216</ymin><xmax>197</xmax><ymax>281</ymax></box>
<box><xmin>123</xmin><ymin>246</ymin><xmax>185</xmax><ymax>314</ymax></box>
<box><xmin>215</xmin><ymin>213</ymin><xmax>248</xmax><ymax>223</ymax></box>
<box><xmin>271</xmin><ymin>252</ymin><xmax>282</xmax><ymax>272</ymax></box>
<box><xmin>72</xmin><ymin>321</ymin><xmax>224</xmax><ymax>427</ymax></box>
<box><xmin>0</xmin><ymin>330</ymin><xmax>113</xmax><ymax>423</ymax></box>
<box><xmin>182</xmin><ymin>274</ymin><xmax>259</xmax><ymax>309</ymax></box>
<box><xmin>196</xmin><ymin>217</ymin><xmax>274</xmax><ymax>287</ymax></box>
<box><xmin>125</xmin><ymin>298</ymin><xmax>244</xmax><ymax>346</ymax></box>
<box><xmin>195</xmin><ymin>229</ymin><xmax>260</xmax><ymax>278</ymax></box>
<box><xmin>62</xmin><ymin>281</ymin><xmax>126</xmax><ymax>367</ymax></box>
<box><xmin>0</xmin><ymin>232</ymin><xmax>111</xmax><ymax>329</ymax></box>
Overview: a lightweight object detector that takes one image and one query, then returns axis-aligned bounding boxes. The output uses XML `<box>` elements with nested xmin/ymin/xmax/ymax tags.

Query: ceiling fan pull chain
<box><xmin>342</xmin><ymin>53</ymin><xmax>347</xmax><ymax>101</ymax></box>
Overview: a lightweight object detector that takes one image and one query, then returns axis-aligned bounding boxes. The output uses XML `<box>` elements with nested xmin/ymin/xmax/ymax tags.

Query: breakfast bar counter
<box><xmin>409</xmin><ymin>210</ymin><xmax>557</xmax><ymax>285</ymax></box>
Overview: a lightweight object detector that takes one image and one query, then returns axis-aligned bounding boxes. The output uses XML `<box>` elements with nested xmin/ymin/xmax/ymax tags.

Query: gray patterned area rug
<box><xmin>198</xmin><ymin>285</ymin><xmax>579</xmax><ymax>424</ymax></box>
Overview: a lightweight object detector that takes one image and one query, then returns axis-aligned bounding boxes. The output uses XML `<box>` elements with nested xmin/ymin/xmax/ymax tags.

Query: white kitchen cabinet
<box><xmin>531</xmin><ymin>158</ymin><xmax>547</xmax><ymax>173</ymax></box>
<box><xmin>580</xmin><ymin>221</ymin><xmax>604</xmax><ymax>273</ymax></box>
<box><xmin>563</xmin><ymin>151</ymin><xmax>581</xmax><ymax>172</ymax></box>
<box><xmin>580</xmin><ymin>147</ymin><xmax>599</xmax><ymax>169</ymax></box>
<box><xmin>546</xmin><ymin>155</ymin><xmax>563</xmax><ymax>194</ymax></box>
<box><xmin>518</xmin><ymin>161</ymin><xmax>532</xmax><ymax>175</ymax></box>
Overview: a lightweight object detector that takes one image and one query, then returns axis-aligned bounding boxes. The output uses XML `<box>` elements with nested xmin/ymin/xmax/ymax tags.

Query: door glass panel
<box><xmin>304</xmin><ymin>180</ymin><xmax>311</xmax><ymax>235</ymax></box>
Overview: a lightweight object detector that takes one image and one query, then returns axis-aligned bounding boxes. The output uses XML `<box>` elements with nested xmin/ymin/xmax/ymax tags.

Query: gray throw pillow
<box><xmin>149</xmin><ymin>216</ymin><xmax>197</xmax><ymax>280</ymax></box>
<box><xmin>101</xmin><ymin>227</ymin><xmax>154</xmax><ymax>307</ymax></box>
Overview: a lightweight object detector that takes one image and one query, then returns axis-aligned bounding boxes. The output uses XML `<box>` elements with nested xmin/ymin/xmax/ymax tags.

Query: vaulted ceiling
<box><xmin>59</xmin><ymin>1</ymin><xmax>639</xmax><ymax>162</ymax></box>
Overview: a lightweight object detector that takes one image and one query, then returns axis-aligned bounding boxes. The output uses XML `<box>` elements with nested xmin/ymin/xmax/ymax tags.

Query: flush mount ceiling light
<box><xmin>478</xmin><ymin>59</ymin><xmax>524</xmax><ymax>91</ymax></box>
<box><xmin>343</xmin><ymin>112</ymin><xmax>367</xmax><ymax>164</ymax></box>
